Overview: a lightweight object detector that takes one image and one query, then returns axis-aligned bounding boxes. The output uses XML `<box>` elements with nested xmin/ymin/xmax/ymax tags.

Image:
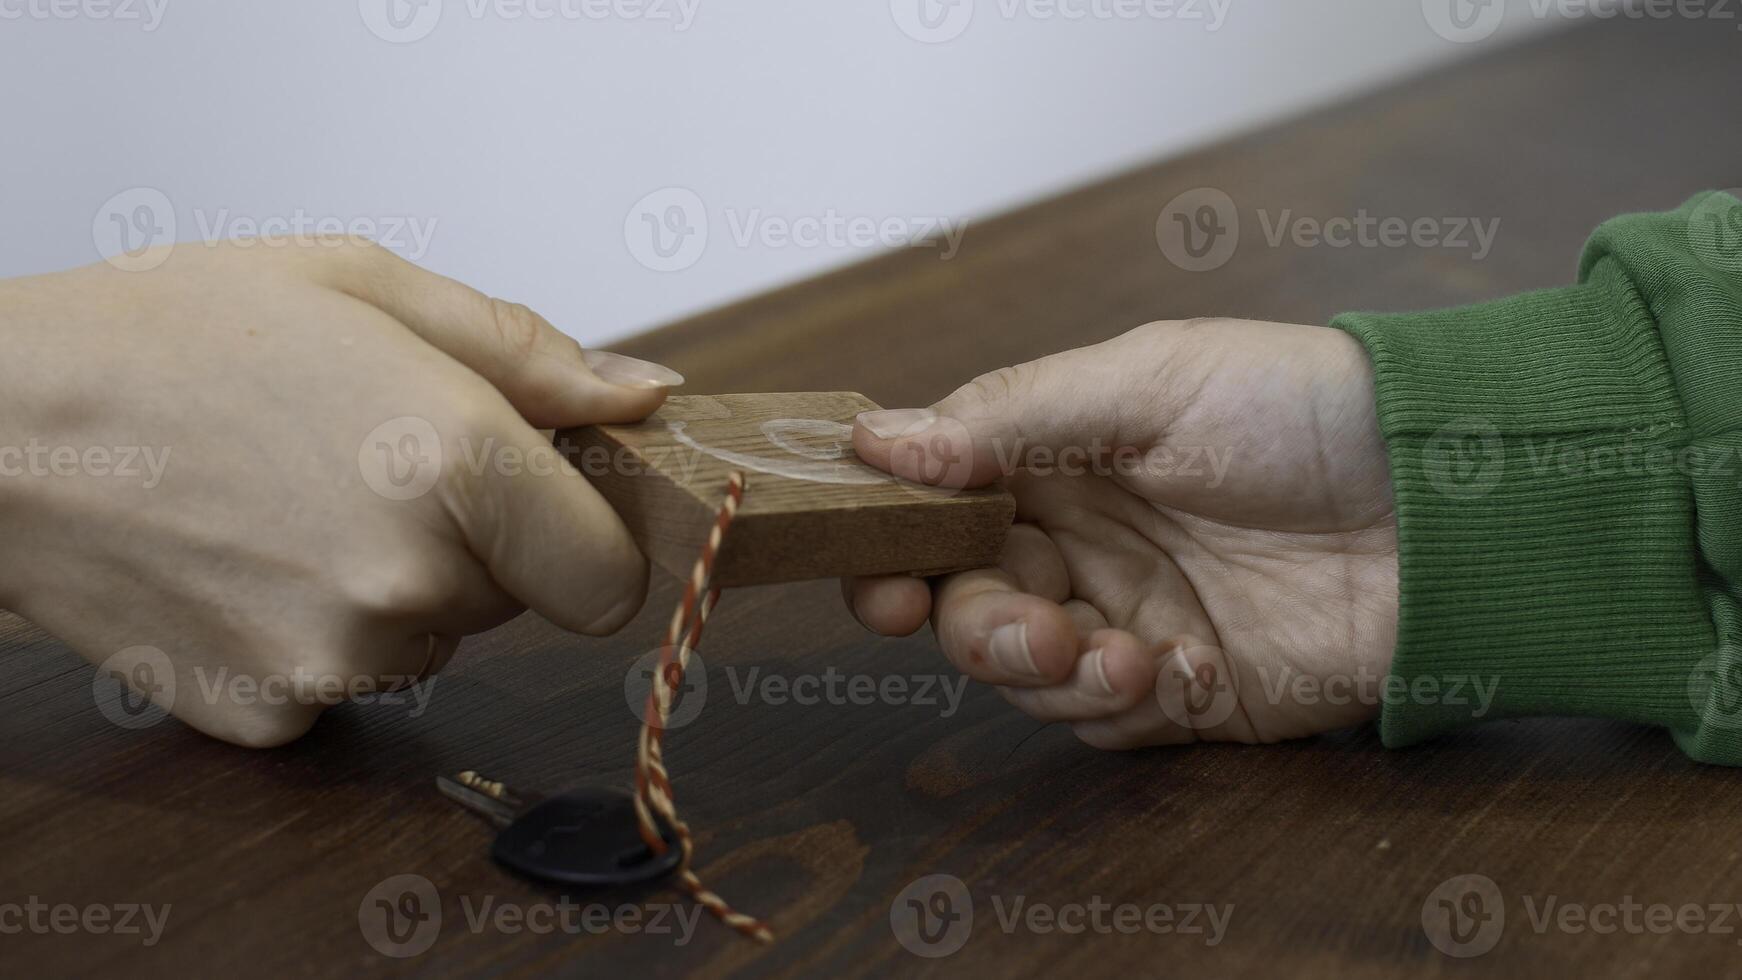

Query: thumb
<box><xmin>313</xmin><ymin>241</ymin><xmax>683</xmax><ymax>428</ymax></box>
<box><xmin>853</xmin><ymin>345</ymin><xmax>1130</xmax><ymax>489</ymax></box>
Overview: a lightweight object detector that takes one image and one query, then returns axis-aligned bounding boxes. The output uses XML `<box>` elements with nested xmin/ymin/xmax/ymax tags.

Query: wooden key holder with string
<box><xmin>562</xmin><ymin>392</ymin><xmax>1014</xmax><ymax>942</ymax></box>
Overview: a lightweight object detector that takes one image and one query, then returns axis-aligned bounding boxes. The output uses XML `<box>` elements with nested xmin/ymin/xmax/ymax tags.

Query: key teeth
<box><xmin>455</xmin><ymin>770</ymin><xmax>508</xmax><ymax>800</ymax></box>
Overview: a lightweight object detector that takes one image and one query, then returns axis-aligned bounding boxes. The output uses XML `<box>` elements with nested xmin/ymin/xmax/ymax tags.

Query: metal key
<box><xmin>437</xmin><ymin>771</ymin><xmax>682</xmax><ymax>887</ymax></box>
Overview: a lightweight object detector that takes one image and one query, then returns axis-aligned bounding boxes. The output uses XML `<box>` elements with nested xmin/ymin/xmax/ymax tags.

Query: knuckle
<box><xmin>486</xmin><ymin>297</ymin><xmax>548</xmax><ymax>367</ymax></box>
<box><xmin>333</xmin><ymin>557</ymin><xmax>451</xmax><ymax>619</ymax></box>
<box><xmin>957</xmin><ymin>362</ymin><xmax>1035</xmax><ymax>410</ymax></box>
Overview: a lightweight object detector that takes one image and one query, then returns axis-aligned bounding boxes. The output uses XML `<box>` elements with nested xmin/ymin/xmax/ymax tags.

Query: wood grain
<box><xmin>560</xmin><ymin>393</ymin><xmax>1013</xmax><ymax>587</ymax></box>
<box><xmin>3</xmin><ymin>18</ymin><xmax>1740</xmax><ymax>980</ymax></box>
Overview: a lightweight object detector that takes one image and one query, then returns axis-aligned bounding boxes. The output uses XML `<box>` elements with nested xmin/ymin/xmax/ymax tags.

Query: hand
<box><xmin>844</xmin><ymin>318</ymin><xmax>1398</xmax><ymax>748</ymax></box>
<box><xmin>0</xmin><ymin>240</ymin><xmax>684</xmax><ymax>746</ymax></box>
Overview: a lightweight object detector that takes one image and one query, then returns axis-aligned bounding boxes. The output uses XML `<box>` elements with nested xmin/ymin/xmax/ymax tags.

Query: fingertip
<box><xmin>950</xmin><ymin>591</ymin><xmax>1076</xmax><ymax>686</ymax></box>
<box><xmin>844</xmin><ymin>575</ymin><xmax>932</xmax><ymax>636</ymax></box>
<box><xmin>582</xmin><ymin>349</ymin><xmax>685</xmax><ymax>391</ymax></box>
<box><xmin>1087</xmin><ymin>629</ymin><xmax>1158</xmax><ymax>699</ymax></box>
<box><xmin>853</xmin><ymin>411</ymin><xmax>987</xmax><ymax>489</ymax></box>
<box><xmin>1019</xmin><ymin>597</ymin><xmax>1079</xmax><ymax>683</ymax></box>
<box><xmin>520</xmin><ymin>351</ymin><xmax>675</xmax><ymax>430</ymax></box>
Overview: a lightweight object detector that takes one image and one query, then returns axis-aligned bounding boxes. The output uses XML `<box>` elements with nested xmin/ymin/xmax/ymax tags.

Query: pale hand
<box><xmin>845</xmin><ymin>318</ymin><xmax>1398</xmax><ymax>748</ymax></box>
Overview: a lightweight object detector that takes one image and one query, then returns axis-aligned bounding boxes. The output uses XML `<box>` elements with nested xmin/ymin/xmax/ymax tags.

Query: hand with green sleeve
<box><xmin>843</xmin><ymin>192</ymin><xmax>1742</xmax><ymax>763</ymax></box>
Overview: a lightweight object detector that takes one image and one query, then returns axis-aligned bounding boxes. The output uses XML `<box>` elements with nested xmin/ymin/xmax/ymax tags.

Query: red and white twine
<box><xmin>632</xmin><ymin>471</ymin><xmax>773</xmax><ymax>944</ymax></box>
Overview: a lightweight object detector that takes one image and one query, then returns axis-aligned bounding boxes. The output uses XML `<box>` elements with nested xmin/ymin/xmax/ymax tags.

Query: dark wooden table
<box><xmin>5</xmin><ymin>18</ymin><xmax>1740</xmax><ymax>979</ymax></box>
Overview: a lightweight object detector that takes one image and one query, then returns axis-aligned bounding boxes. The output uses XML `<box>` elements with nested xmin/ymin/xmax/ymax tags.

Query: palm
<box><xmin>1010</xmin><ymin>319</ymin><xmax>1397</xmax><ymax>741</ymax></box>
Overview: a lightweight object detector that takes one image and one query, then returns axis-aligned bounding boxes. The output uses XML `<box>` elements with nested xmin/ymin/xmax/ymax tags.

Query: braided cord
<box><xmin>632</xmin><ymin>472</ymin><xmax>771</xmax><ymax>944</ymax></box>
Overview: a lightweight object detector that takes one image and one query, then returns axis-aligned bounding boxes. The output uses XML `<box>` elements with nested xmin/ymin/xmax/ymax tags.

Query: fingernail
<box><xmin>988</xmin><ymin>621</ymin><xmax>1038</xmax><ymax>676</ymax></box>
<box><xmin>856</xmin><ymin>408</ymin><xmax>938</xmax><ymax>440</ymax></box>
<box><xmin>583</xmin><ymin>349</ymin><xmax>685</xmax><ymax>390</ymax></box>
<box><xmin>1085</xmin><ymin>648</ymin><xmax>1115</xmax><ymax>696</ymax></box>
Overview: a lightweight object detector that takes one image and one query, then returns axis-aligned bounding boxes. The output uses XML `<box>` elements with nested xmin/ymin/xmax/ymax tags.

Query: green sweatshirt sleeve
<box><xmin>1333</xmin><ymin>191</ymin><xmax>1742</xmax><ymax>765</ymax></box>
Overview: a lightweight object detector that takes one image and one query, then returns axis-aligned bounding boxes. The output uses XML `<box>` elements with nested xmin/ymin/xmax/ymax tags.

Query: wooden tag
<box><xmin>560</xmin><ymin>393</ymin><xmax>1014</xmax><ymax>587</ymax></box>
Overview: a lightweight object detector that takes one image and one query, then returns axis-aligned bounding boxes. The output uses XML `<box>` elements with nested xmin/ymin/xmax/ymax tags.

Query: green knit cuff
<box><xmin>1334</xmin><ymin>199</ymin><xmax>1742</xmax><ymax>762</ymax></box>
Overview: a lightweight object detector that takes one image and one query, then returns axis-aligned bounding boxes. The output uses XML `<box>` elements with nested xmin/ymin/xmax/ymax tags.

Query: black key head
<box><xmin>491</xmin><ymin>787</ymin><xmax>682</xmax><ymax>887</ymax></box>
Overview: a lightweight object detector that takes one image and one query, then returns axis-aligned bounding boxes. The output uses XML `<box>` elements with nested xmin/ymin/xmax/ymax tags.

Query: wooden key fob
<box><xmin>560</xmin><ymin>393</ymin><xmax>1014</xmax><ymax>587</ymax></box>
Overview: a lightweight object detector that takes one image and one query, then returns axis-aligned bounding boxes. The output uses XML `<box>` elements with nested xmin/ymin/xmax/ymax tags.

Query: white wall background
<box><xmin>0</xmin><ymin>0</ymin><xmax>1571</xmax><ymax>347</ymax></box>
